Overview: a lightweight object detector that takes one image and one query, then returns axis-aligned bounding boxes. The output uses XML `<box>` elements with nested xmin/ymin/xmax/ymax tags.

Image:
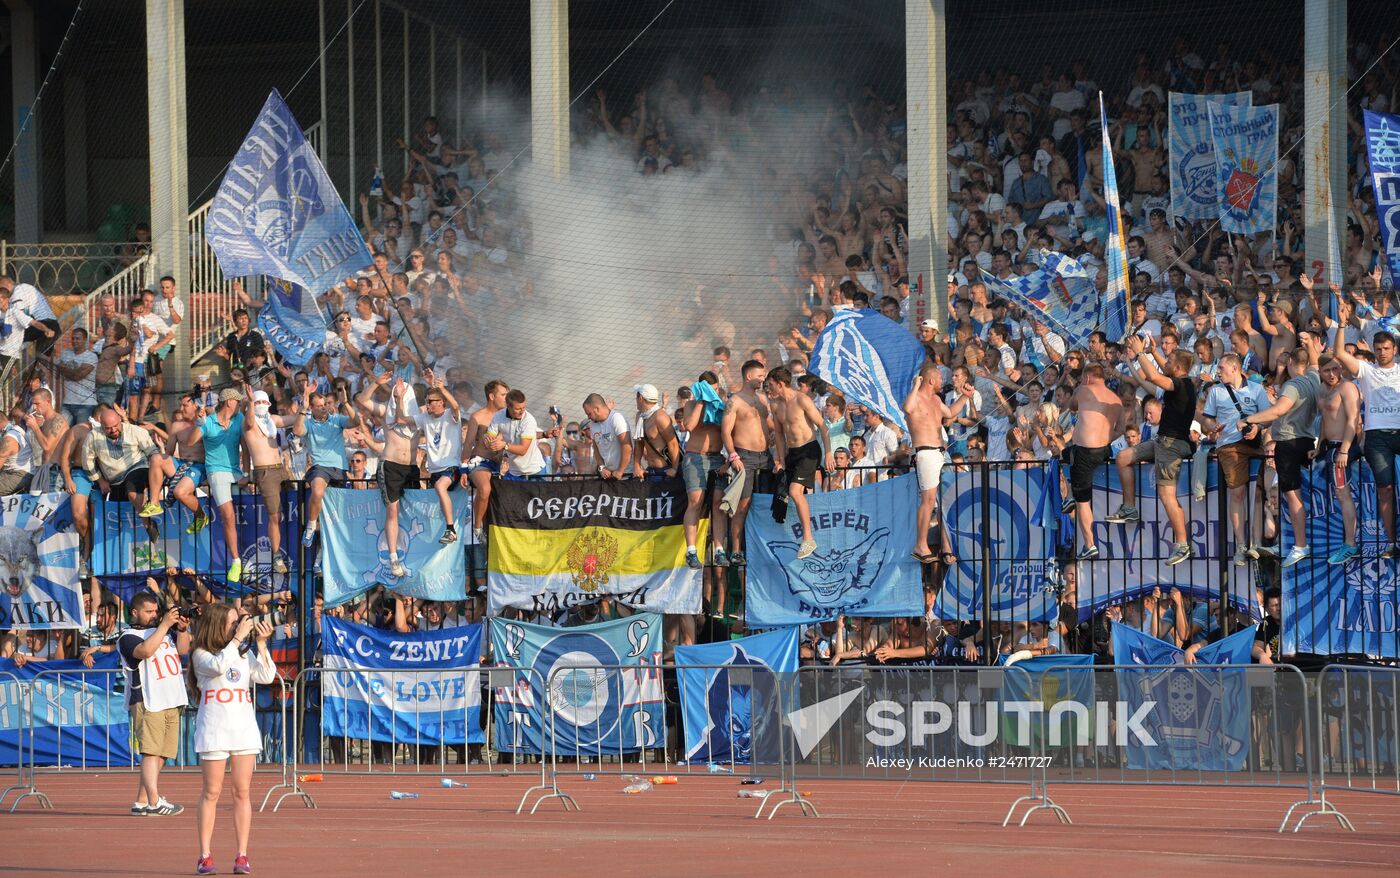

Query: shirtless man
<box><xmin>59</xmin><ymin>411</ymin><xmax>95</xmax><ymax>570</ymax></box>
<box><xmin>632</xmin><ymin>384</ymin><xmax>680</xmax><ymax>482</ymax></box>
<box><xmin>720</xmin><ymin>360</ymin><xmax>773</xmax><ymax>572</ymax></box>
<box><xmin>139</xmin><ymin>394</ymin><xmax>206</xmax><ymax>530</ymax></box>
<box><xmin>244</xmin><ymin>389</ymin><xmax>291</xmax><ymax>574</ymax></box>
<box><xmin>678</xmin><ymin>371</ymin><xmax>727</xmax><ymax>571</ymax></box>
<box><xmin>22</xmin><ymin>388</ymin><xmax>69</xmax><ymax>493</ymax></box>
<box><xmin>903</xmin><ymin>362</ymin><xmax>952</xmax><ymax>563</ymax></box>
<box><xmin>1068</xmin><ymin>364</ymin><xmax>1125</xmax><ymax>559</ymax></box>
<box><xmin>464</xmin><ymin>379</ymin><xmax>508</xmax><ymax>542</ymax></box>
<box><xmin>1316</xmin><ymin>354</ymin><xmax>1361</xmax><ymax>563</ymax></box>
<box><xmin>766</xmin><ymin>366</ymin><xmax>833</xmax><ymax>559</ymax></box>
<box><xmin>357</xmin><ymin>373</ymin><xmax>419</xmax><ymax>577</ymax></box>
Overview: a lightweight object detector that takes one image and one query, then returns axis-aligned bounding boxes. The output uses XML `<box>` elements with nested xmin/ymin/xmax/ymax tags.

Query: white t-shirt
<box><xmin>124</xmin><ymin>628</ymin><xmax>188</xmax><ymax>712</ymax></box>
<box><xmin>192</xmin><ymin>642</ymin><xmax>277</xmax><ymax>754</ymax></box>
<box><xmin>944</xmin><ymin>389</ymin><xmax>984</xmax><ymax>443</ymax></box>
<box><xmin>864</xmin><ymin>423</ymin><xmax>899</xmax><ymax>466</ymax></box>
<box><xmin>134</xmin><ymin>313</ymin><xmax>171</xmax><ymax>358</ymax></box>
<box><xmin>9</xmin><ymin>282</ymin><xmax>56</xmax><ymax>322</ymax></box>
<box><xmin>416</xmin><ymin>409</ymin><xmax>463</xmax><ymax>472</ymax></box>
<box><xmin>587</xmin><ymin>410</ymin><xmax>631</xmax><ymax>471</ymax></box>
<box><xmin>1356</xmin><ymin>362</ymin><xmax>1400</xmax><ymax>431</ymax></box>
<box><xmin>492</xmin><ymin>409</ymin><xmax>545</xmax><ymax>476</ymax></box>
<box><xmin>350</xmin><ymin>315</ymin><xmax>379</xmax><ymax>347</ymax></box>
<box><xmin>58</xmin><ymin>349</ymin><xmax>98</xmax><ymax>405</ymax></box>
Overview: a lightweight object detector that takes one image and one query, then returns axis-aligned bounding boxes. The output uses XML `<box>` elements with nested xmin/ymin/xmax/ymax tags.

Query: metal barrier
<box><xmin>5</xmin><ymin>666</ymin><xmax>300</xmax><ymax>813</ymax></box>
<box><xmin>0</xmin><ymin>670</ymin><xmax>49</xmax><ymax>812</ymax></box>
<box><xmin>1288</xmin><ymin>664</ymin><xmax>1400</xmax><ymax>832</ymax></box>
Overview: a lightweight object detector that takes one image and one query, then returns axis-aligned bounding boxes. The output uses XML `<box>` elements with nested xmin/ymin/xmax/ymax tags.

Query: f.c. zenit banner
<box><xmin>489</xmin><ymin>614</ymin><xmax>664</xmax><ymax>755</ymax></box>
<box><xmin>745</xmin><ymin>474</ymin><xmax>923</xmax><ymax>627</ymax></box>
<box><xmin>486</xmin><ymin>478</ymin><xmax>702</xmax><ymax>615</ymax></box>
<box><xmin>320</xmin><ymin>616</ymin><xmax>483</xmax><ymax>746</ymax></box>
<box><xmin>0</xmin><ymin>493</ymin><xmax>82</xmax><ymax>630</ymax></box>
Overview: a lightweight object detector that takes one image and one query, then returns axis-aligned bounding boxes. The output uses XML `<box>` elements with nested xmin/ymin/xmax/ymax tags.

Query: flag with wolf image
<box><xmin>745</xmin><ymin>474</ymin><xmax>924</xmax><ymax>627</ymax></box>
<box><xmin>0</xmin><ymin>494</ymin><xmax>81</xmax><ymax>630</ymax></box>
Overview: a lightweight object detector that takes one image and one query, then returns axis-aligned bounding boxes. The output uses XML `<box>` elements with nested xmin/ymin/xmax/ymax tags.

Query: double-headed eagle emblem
<box><xmin>566</xmin><ymin>529</ymin><xmax>619</xmax><ymax>592</ymax></box>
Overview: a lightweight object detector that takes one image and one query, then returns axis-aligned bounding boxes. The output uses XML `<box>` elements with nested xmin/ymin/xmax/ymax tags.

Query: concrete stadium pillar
<box><xmin>905</xmin><ymin>0</ymin><xmax>948</xmax><ymax>333</ymax></box>
<box><xmin>6</xmin><ymin>0</ymin><xmax>41</xmax><ymax>242</ymax></box>
<box><xmin>146</xmin><ymin>0</ymin><xmax>192</xmax><ymax>393</ymax></box>
<box><xmin>530</xmin><ymin>0</ymin><xmax>569</xmax><ymax>179</ymax></box>
<box><xmin>1303</xmin><ymin>0</ymin><xmax>1347</xmax><ymax>287</ymax></box>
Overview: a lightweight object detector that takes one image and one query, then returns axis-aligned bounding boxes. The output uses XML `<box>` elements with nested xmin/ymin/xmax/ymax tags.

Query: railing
<box><xmin>0</xmin><ymin>241</ymin><xmax>140</xmax><ymax>297</ymax></box>
<box><xmin>305</xmin><ymin>120</ymin><xmax>325</xmax><ymax>161</ymax></box>
<box><xmin>188</xmin><ymin>198</ymin><xmax>267</xmax><ymax>361</ymax></box>
<box><xmin>77</xmin><ymin>254</ymin><xmax>153</xmax><ymax>345</ymax></box>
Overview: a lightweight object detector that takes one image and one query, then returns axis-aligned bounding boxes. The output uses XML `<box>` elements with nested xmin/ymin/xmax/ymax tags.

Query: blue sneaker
<box><xmin>713</xmin><ymin>547</ymin><xmax>729</xmax><ymax>567</ymax></box>
<box><xmin>1076</xmin><ymin>544</ymin><xmax>1099</xmax><ymax>561</ymax></box>
<box><xmin>1327</xmin><ymin>545</ymin><xmax>1360</xmax><ymax>565</ymax></box>
<box><xmin>302</xmin><ymin>526</ymin><xmax>317</xmax><ymax>549</ymax></box>
<box><xmin>685</xmin><ymin>548</ymin><xmax>701</xmax><ymax>570</ymax></box>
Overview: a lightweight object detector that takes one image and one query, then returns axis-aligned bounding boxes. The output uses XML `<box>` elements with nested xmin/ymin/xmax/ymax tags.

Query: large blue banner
<box><xmin>91</xmin><ymin>494</ymin><xmax>305</xmax><ymax>594</ymax></box>
<box><xmin>258</xmin><ymin>277</ymin><xmax>326</xmax><ymax>366</ymax></box>
<box><xmin>320</xmin><ymin>616</ymin><xmax>482</xmax><ymax>745</ymax></box>
<box><xmin>1000</xmin><ymin>653</ymin><xmax>1095</xmax><ymax>746</ymax></box>
<box><xmin>0</xmin><ymin>493</ymin><xmax>81</xmax><ymax>630</ymax></box>
<box><xmin>676</xmin><ymin>627</ymin><xmax>798</xmax><ymax>765</ymax></box>
<box><xmin>1111</xmin><ymin>623</ymin><xmax>1255</xmax><ymax>770</ymax></box>
<box><xmin>980</xmin><ymin>250</ymin><xmax>1104</xmax><ymax>351</ymax></box>
<box><xmin>1209</xmin><ymin>101</ymin><xmax>1278</xmax><ymax>235</ymax></box>
<box><xmin>321</xmin><ymin>487</ymin><xmax>471</xmax><ymax>607</ymax></box>
<box><xmin>489</xmin><ymin>615</ymin><xmax>665</xmax><ymax>755</ymax></box>
<box><xmin>1169</xmin><ymin>91</ymin><xmax>1252</xmax><ymax>221</ymax></box>
<box><xmin>746</xmin><ymin>474</ymin><xmax>923</xmax><ymax>626</ymax></box>
<box><xmin>810</xmin><ymin>308</ymin><xmax>925</xmax><ymax>433</ymax></box>
<box><xmin>206</xmin><ymin>89</ymin><xmax>372</xmax><ymax>294</ymax></box>
<box><xmin>0</xmin><ymin>654</ymin><xmax>132</xmax><ymax>767</ymax></box>
<box><xmin>1282</xmin><ymin>462</ymin><xmax>1399</xmax><ymax>657</ymax></box>
<box><xmin>1365</xmin><ymin>110</ymin><xmax>1400</xmax><ymax>292</ymax></box>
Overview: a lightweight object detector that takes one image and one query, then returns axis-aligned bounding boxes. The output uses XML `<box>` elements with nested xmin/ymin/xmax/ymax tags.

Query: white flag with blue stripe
<box><xmin>981</xmin><ymin>251</ymin><xmax>1102</xmax><ymax>350</ymax></box>
<box><xmin>810</xmin><ymin>309</ymin><xmax>925</xmax><ymax>433</ymax></box>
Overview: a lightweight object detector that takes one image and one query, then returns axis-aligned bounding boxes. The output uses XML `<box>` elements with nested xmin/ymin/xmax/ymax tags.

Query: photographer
<box><xmin>188</xmin><ymin>603</ymin><xmax>276</xmax><ymax>876</ymax></box>
<box><xmin>116</xmin><ymin>591</ymin><xmax>191</xmax><ymax>817</ymax></box>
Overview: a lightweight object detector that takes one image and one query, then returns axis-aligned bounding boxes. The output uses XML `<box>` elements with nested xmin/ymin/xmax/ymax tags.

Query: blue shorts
<box><xmin>644</xmin><ymin>466</ymin><xmax>671</xmax><ymax>482</ymax></box>
<box><xmin>471</xmin><ymin>459</ymin><xmax>502</xmax><ymax>476</ymax></box>
<box><xmin>171</xmin><ymin>458</ymin><xmax>206</xmax><ymax>488</ymax></box>
<box><xmin>502</xmin><ymin>472</ymin><xmax>542</xmax><ymax>482</ymax></box>
<box><xmin>70</xmin><ymin>468</ymin><xmax>94</xmax><ymax>496</ymax></box>
<box><xmin>429</xmin><ymin>469</ymin><xmax>460</xmax><ymax>489</ymax></box>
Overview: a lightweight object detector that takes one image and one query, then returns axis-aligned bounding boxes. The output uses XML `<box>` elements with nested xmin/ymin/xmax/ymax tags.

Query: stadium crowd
<box><xmin>3</xmin><ymin>31</ymin><xmax>1400</xmax><ymax>697</ymax></box>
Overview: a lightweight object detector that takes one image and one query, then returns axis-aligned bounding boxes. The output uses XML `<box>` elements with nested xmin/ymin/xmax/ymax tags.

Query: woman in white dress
<box><xmin>187</xmin><ymin>604</ymin><xmax>277</xmax><ymax>876</ymax></box>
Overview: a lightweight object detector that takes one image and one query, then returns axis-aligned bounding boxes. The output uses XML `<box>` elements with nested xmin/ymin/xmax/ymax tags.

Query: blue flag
<box><xmin>745</xmin><ymin>474</ymin><xmax>924</xmax><ymax>626</ymax></box>
<box><xmin>0</xmin><ymin>493</ymin><xmax>81</xmax><ymax>631</ymax></box>
<box><xmin>258</xmin><ymin>278</ymin><xmax>327</xmax><ymax>366</ymax></box>
<box><xmin>1000</xmin><ymin>653</ymin><xmax>1095</xmax><ymax>746</ymax></box>
<box><xmin>1100</xmin><ymin>94</ymin><xmax>1130</xmax><ymax>342</ymax></box>
<box><xmin>320</xmin><ymin>487</ymin><xmax>471</xmax><ymax>607</ymax></box>
<box><xmin>1169</xmin><ymin>91</ymin><xmax>1252</xmax><ymax>221</ymax></box>
<box><xmin>981</xmin><ymin>251</ymin><xmax>1103</xmax><ymax>350</ymax></box>
<box><xmin>810</xmin><ymin>309</ymin><xmax>925</xmax><ymax>433</ymax></box>
<box><xmin>1111</xmin><ymin>622</ymin><xmax>1254</xmax><ymax>770</ymax></box>
<box><xmin>0</xmin><ymin>654</ymin><xmax>132</xmax><ymax>767</ymax></box>
<box><xmin>489</xmin><ymin>615</ymin><xmax>665</xmax><ymax>755</ymax></box>
<box><xmin>1364</xmin><ymin>109</ymin><xmax>1400</xmax><ymax>292</ymax></box>
<box><xmin>320</xmin><ymin>616</ymin><xmax>483</xmax><ymax>746</ymax></box>
<box><xmin>1209</xmin><ymin>101</ymin><xmax>1278</xmax><ymax>235</ymax></box>
<box><xmin>206</xmin><ymin>89</ymin><xmax>372</xmax><ymax>294</ymax></box>
<box><xmin>676</xmin><ymin>627</ymin><xmax>798</xmax><ymax>765</ymax></box>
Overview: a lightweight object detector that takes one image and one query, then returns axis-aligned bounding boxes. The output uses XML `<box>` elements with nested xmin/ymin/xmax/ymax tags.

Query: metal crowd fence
<box><xmin>1296</xmin><ymin>664</ymin><xmax>1400</xmax><ymax>832</ymax></box>
<box><xmin>0</xmin><ymin>667</ymin><xmax>303</xmax><ymax>813</ymax></box>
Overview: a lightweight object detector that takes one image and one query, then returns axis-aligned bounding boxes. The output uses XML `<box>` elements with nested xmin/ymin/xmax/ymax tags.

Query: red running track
<box><xmin>2</xmin><ymin>773</ymin><xmax>1398</xmax><ymax>876</ymax></box>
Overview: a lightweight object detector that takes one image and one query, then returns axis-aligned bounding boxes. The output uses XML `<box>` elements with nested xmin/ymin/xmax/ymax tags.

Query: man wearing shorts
<box><xmin>903</xmin><ymin>362</ymin><xmax>952</xmax><ymax>564</ymax></box>
<box><xmin>766</xmin><ymin>366</ymin><xmax>833</xmax><ymax>559</ymax></box>
<box><xmin>1315</xmin><ymin>355</ymin><xmax>1361</xmax><ymax>564</ymax></box>
<box><xmin>294</xmin><ymin>382</ymin><xmax>361</xmax><ymax>547</ymax></box>
<box><xmin>1242</xmin><ymin>348</ymin><xmax>1321</xmax><ymax>568</ymax></box>
<box><xmin>140</xmin><ymin>394</ymin><xmax>205</xmax><ymax>534</ymax></box>
<box><xmin>59</xmin><ymin>412</ymin><xmax>96</xmax><ymax>571</ymax></box>
<box><xmin>84</xmin><ymin>406</ymin><xmax>163</xmax><ymax>521</ymax></box>
<box><xmin>464</xmin><ymin>380</ymin><xmax>508</xmax><ymax>543</ymax></box>
<box><xmin>1200</xmin><ymin>353</ymin><xmax>1270</xmax><ymax>565</ymax></box>
<box><xmin>1332</xmin><ymin>296</ymin><xmax>1400</xmax><ymax>557</ymax></box>
<box><xmin>414</xmin><ymin>371</ymin><xmax>464</xmax><ymax>546</ymax></box>
<box><xmin>678</xmin><ymin>371</ymin><xmax>727</xmax><ymax>570</ymax></box>
<box><xmin>720</xmin><ymin>360</ymin><xmax>774</xmax><ymax>568</ymax></box>
<box><xmin>1066</xmin><ymin>364</ymin><xmax>1125</xmax><ymax>560</ymax></box>
<box><xmin>117</xmin><ymin>592</ymin><xmax>189</xmax><ymax>816</ymax></box>
<box><xmin>244</xmin><ymin>389</ymin><xmax>291</xmax><ymax>574</ymax></box>
<box><xmin>1112</xmin><ymin>335</ymin><xmax>1196</xmax><ymax>566</ymax></box>
<box><xmin>197</xmin><ymin>386</ymin><xmax>249</xmax><ymax>582</ymax></box>
<box><xmin>357</xmin><ymin>373</ymin><xmax>421</xmax><ymax>577</ymax></box>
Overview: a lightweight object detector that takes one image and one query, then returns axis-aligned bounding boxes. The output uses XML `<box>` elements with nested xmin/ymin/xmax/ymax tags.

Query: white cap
<box><xmin>634</xmin><ymin>383</ymin><xmax>660</xmax><ymax>403</ymax></box>
<box><xmin>919</xmin><ymin>319</ymin><xmax>939</xmax><ymax>331</ymax></box>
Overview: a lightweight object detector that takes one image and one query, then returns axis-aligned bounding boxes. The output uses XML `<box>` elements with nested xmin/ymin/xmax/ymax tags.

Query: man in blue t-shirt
<box><xmin>202</xmin><ymin>385</ymin><xmax>248</xmax><ymax>582</ymax></box>
<box><xmin>293</xmin><ymin>382</ymin><xmax>362</xmax><ymax>547</ymax></box>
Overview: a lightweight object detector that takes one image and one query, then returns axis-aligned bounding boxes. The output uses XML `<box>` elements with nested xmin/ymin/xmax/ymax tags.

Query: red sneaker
<box><xmin>233</xmin><ymin>855</ymin><xmax>251</xmax><ymax>875</ymax></box>
<box><xmin>196</xmin><ymin>857</ymin><xmax>217</xmax><ymax>875</ymax></box>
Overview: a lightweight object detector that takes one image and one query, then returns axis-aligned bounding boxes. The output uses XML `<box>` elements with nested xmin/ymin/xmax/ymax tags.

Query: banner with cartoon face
<box><xmin>321</xmin><ymin>487</ymin><xmax>472</xmax><ymax>607</ymax></box>
<box><xmin>745</xmin><ymin>474</ymin><xmax>924</xmax><ymax>627</ymax></box>
<box><xmin>0</xmin><ymin>493</ymin><xmax>81</xmax><ymax>630</ymax></box>
<box><xmin>489</xmin><ymin>614</ymin><xmax>664</xmax><ymax>755</ymax></box>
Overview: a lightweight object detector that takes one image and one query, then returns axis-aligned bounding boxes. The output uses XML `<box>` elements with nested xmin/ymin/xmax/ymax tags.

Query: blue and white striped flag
<box><xmin>981</xmin><ymin>251</ymin><xmax>1101</xmax><ymax>350</ymax></box>
<box><xmin>810</xmin><ymin>309</ymin><xmax>925</xmax><ymax>433</ymax></box>
<box><xmin>1100</xmin><ymin>93</ymin><xmax>1130</xmax><ymax>342</ymax></box>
